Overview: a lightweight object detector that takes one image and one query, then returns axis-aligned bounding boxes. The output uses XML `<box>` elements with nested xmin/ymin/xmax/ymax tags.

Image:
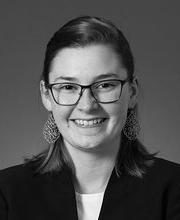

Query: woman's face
<box><xmin>41</xmin><ymin>44</ymin><xmax>138</xmax><ymax>151</ymax></box>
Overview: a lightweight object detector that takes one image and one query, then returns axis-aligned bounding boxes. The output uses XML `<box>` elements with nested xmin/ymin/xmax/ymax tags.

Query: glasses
<box><xmin>46</xmin><ymin>79</ymin><xmax>129</xmax><ymax>106</ymax></box>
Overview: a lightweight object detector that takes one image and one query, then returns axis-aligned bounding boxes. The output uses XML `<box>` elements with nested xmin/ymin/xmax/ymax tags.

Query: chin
<box><xmin>75</xmin><ymin>144</ymin><xmax>102</xmax><ymax>152</ymax></box>
<box><xmin>73</xmin><ymin>138</ymin><xmax>107</xmax><ymax>151</ymax></box>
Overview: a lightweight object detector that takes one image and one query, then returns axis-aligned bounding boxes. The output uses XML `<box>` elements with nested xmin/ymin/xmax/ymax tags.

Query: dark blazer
<box><xmin>0</xmin><ymin>157</ymin><xmax>180</xmax><ymax>220</ymax></box>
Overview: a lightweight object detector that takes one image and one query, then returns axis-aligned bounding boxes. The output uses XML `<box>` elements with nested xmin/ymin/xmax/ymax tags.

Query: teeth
<box><xmin>74</xmin><ymin>119</ymin><xmax>104</xmax><ymax>126</ymax></box>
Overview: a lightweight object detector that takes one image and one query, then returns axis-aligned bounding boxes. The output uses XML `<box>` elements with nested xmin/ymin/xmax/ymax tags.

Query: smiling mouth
<box><xmin>72</xmin><ymin>118</ymin><xmax>106</xmax><ymax>127</ymax></box>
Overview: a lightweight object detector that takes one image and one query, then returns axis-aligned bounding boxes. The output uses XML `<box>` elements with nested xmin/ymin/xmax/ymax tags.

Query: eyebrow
<box><xmin>54</xmin><ymin>73</ymin><xmax>120</xmax><ymax>82</ymax></box>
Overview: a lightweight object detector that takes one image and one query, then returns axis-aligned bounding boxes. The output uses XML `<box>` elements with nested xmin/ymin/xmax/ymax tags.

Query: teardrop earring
<box><xmin>122</xmin><ymin>109</ymin><xmax>140</xmax><ymax>141</ymax></box>
<box><xmin>43</xmin><ymin>113</ymin><xmax>60</xmax><ymax>143</ymax></box>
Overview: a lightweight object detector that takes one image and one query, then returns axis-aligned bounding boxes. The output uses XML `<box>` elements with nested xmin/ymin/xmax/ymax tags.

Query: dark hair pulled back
<box><xmin>42</xmin><ymin>16</ymin><xmax>134</xmax><ymax>86</ymax></box>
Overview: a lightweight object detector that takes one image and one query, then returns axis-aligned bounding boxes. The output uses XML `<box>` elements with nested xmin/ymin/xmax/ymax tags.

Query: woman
<box><xmin>0</xmin><ymin>16</ymin><xmax>180</xmax><ymax>220</ymax></box>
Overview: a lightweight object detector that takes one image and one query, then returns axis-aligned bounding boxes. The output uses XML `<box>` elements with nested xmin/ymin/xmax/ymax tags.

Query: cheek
<box><xmin>51</xmin><ymin>105</ymin><xmax>73</xmax><ymax>130</ymax></box>
<box><xmin>107</xmin><ymin>97</ymin><xmax>129</xmax><ymax>130</ymax></box>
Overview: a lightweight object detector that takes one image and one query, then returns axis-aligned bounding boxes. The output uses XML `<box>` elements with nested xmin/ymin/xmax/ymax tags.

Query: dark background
<box><xmin>0</xmin><ymin>0</ymin><xmax>180</xmax><ymax>169</ymax></box>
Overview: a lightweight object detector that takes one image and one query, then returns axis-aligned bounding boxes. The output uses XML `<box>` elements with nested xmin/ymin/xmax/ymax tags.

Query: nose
<box><xmin>76</xmin><ymin>88</ymin><xmax>99</xmax><ymax>112</ymax></box>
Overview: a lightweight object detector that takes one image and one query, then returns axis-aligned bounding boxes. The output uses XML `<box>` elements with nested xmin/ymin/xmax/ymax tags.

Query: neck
<box><xmin>64</xmin><ymin>138</ymin><xmax>120</xmax><ymax>194</ymax></box>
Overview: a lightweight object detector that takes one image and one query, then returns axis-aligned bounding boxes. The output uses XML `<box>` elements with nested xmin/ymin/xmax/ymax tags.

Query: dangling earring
<box><xmin>122</xmin><ymin>109</ymin><xmax>140</xmax><ymax>141</ymax></box>
<box><xmin>43</xmin><ymin>113</ymin><xmax>60</xmax><ymax>143</ymax></box>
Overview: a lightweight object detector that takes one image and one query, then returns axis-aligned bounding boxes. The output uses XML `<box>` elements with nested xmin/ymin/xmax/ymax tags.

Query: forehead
<box><xmin>49</xmin><ymin>44</ymin><xmax>127</xmax><ymax>83</ymax></box>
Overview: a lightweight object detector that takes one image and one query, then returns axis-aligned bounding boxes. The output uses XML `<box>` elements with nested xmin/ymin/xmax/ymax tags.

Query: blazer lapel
<box><xmin>44</xmin><ymin>167</ymin><xmax>78</xmax><ymax>219</ymax></box>
<box><xmin>98</xmin><ymin>169</ymin><xmax>134</xmax><ymax>220</ymax></box>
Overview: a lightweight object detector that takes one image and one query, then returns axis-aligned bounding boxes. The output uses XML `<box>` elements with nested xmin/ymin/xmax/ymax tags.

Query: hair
<box><xmin>27</xmin><ymin>15</ymin><xmax>156</xmax><ymax>177</ymax></box>
<box><xmin>42</xmin><ymin>15</ymin><xmax>134</xmax><ymax>85</ymax></box>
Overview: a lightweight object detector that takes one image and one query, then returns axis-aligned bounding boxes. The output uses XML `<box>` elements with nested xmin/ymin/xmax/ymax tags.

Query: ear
<box><xmin>40</xmin><ymin>80</ymin><xmax>52</xmax><ymax>111</ymax></box>
<box><xmin>128</xmin><ymin>76</ymin><xmax>139</xmax><ymax>109</ymax></box>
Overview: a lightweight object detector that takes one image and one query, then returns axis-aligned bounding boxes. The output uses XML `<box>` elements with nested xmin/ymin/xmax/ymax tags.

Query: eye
<box><xmin>53</xmin><ymin>83</ymin><xmax>79</xmax><ymax>92</ymax></box>
<box><xmin>99</xmin><ymin>83</ymin><xmax>112</xmax><ymax>88</ymax></box>
<box><xmin>61</xmin><ymin>84</ymin><xmax>77</xmax><ymax>90</ymax></box>
<box><xmin>97</xmin><ymin>81</ymin><xmax>117</xmax><ymax>90</ymax></box>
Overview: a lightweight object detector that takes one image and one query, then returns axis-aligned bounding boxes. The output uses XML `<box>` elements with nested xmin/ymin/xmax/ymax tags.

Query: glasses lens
<box><xmin>92</xmin><ymin>80</ymin><xmax>122</xmax><ymax>103</ymax></box>
<box><xmin>51</xmin><ymin>83</ymin><xmax>81</xmax><ymax>105</ymax></box>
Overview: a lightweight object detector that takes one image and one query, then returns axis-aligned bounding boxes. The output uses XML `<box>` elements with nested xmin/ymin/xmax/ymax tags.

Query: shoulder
<box><xmin>0</xmin><ymin>162</ymin><xmax>66</xmax><ymax>206</ymax></box>
<box><xmin>144</xmin><ymin>156</ymin><xmax>180</xmax><ymax>188</ymax></box>
<box><xmin>148</xmin><ymin>157</ymin><xmax>180</xmax><ymax>177</ymax></box>
<box><xmin>0</xmin><ymin>163</ymin><xmax>74</xmax><ymax>219</ymax></box>
<box><xmin>0</xmin><ymin>163</ymin><xmax>38</xmax><ymax>214</ymax></box>
<box><xmin>0</xmin><ymin>163</ymin><xmax>37</xmax><ymax>188</ymax></box>
<box><xmin>149</xmin><ymin>157</ymin><xmax>180</xmax><ymax>218</ymax></box>
<box><xmin>0</xmin><ymin>160</ymin><xmax>56</xmax><ymax>192</ymax></box>
<box><xmin>0</xmin><ymin>161</ymin><xmax>71</xmax><ymax>193</ymax></box>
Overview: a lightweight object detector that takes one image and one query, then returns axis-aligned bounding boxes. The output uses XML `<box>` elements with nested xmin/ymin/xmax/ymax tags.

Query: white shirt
<box><xmin>75</xmin><ymin>191</ymin><xmax>105</xmax><ymax>220</ymax></box>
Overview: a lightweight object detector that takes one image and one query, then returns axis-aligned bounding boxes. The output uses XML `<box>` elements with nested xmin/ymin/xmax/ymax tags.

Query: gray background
<box><xmin>0</xmin><ymin>0</ymin><xmax>180</xmax><ymax>169</ymax></box>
